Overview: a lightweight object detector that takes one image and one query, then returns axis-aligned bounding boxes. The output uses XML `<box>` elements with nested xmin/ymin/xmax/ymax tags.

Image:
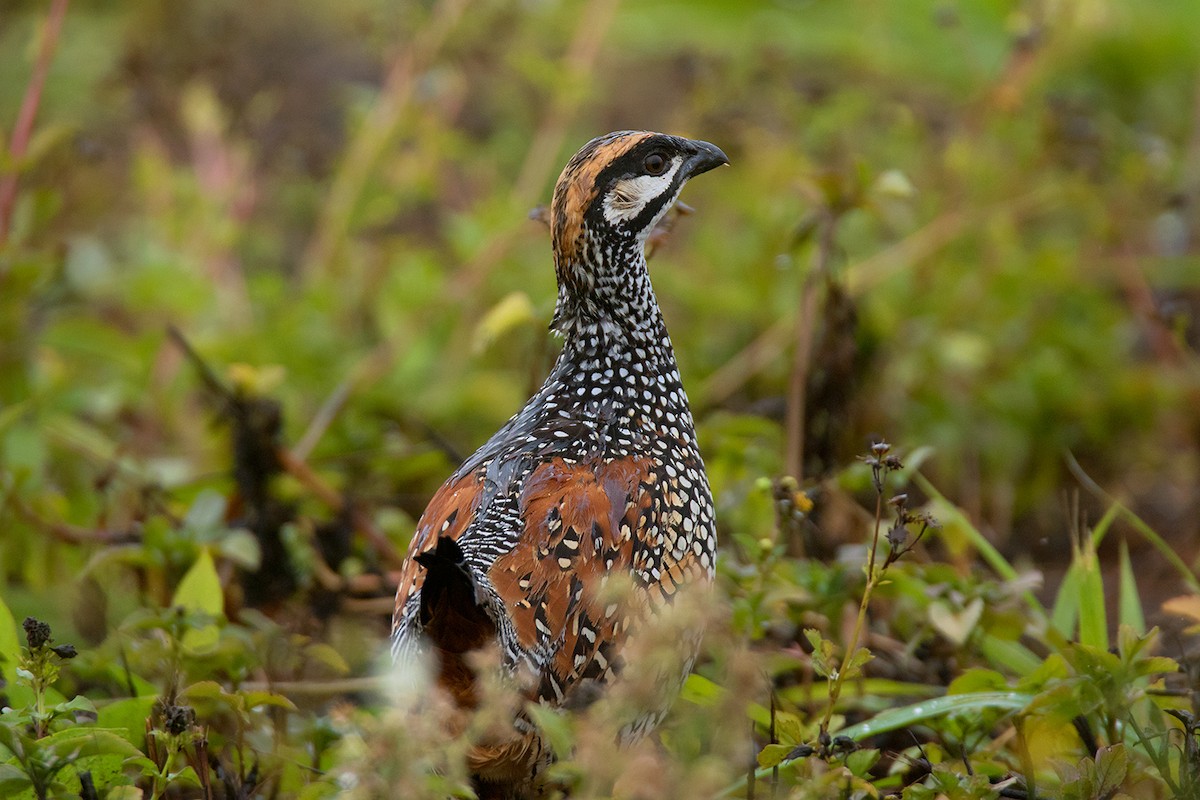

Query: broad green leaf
<box><xmin>96</xmin><ymin>697</ymin><xmax>156</xmax><ymax>750</ymax></box>
<box><xmin>680</xmin><ymin>673</ymin><xmax>725</xmax><ymax>705</ymax></box>
<box><xmin>172</xmin><ymin>550</ymin><xmax>223</xmax><ymax>652</ymax></box>
<box><xmin>845</xmin><ymin>748</ymin><xmax>881</xmax><ymax>777</ymax></box>
<box><xmin>242</xmin><ymin>690</ymin><xmax>298</xmax><ymax>711</ymax></box>
<box><xmin>0</xmin><ymin>765</ymin><xmax>32</xmax><ymax>796</ymax></box>
<box><xmin>1094</xmin><ymin>744</ymin><xmax>1128</xmax><ymax>794</ymax></box>
<box><xmin>182</xmin><ymin>680</ymin><xmax>225</xmax><ymax>702</ymax></box>
<box><xmin>36</xmin><ymin>727</ymin><xmax>145</xmax><ymax>761</ymax></box>
<box><xmin>756</xmin><ymin>743</ymin><xmax>793</xmax><ymax>769</ymax></box>
<box><xmin>172</xmin><ymin>550</ymin><xmax>223</xmax><ymax>617</ymax></box>
<box><xmin>0</xmin><ymin>592</ymin><xmax>27</xmax><ymax>708</ymax></box>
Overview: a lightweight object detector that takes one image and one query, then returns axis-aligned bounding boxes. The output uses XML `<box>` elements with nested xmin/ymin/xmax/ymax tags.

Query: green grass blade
<box><xmin>1065</xmin><ymin>452</ymin><xmax>1200</xmax><ymax>594</ymax></box>
<box><xmin>979</xmin><ymin>633</ymin><xmax>1043</xmax><ymax>675</ymax></box>
<box><xmin>722</xmin><ymin>692</ymin><xmax>1034</xmax><ymax>797</ymax></box>
<box><xmin>1077</xmin><ymin>532</ymin><xmax>1108</xmax><ymax>651</ymax></box>
<box><xmin>1118</xmin><ymin>538</ymin><xmax>1146</xmax><ymax>634</ymax></box>
<box><xmin>1050</xmin><ymin>559</ymin><xmax>1083</xmax><ymax>640</ymax></box>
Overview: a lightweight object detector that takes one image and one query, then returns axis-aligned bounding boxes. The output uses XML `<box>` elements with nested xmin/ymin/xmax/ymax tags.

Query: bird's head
<box><xmin>548</xmin><ymin>131</ymin><xmax>728</xmax><ymax>335</ymax></box>
<box><xmin>551</xmin><ymin>131</ymin><xmax>728</xmax><ymax>261</ymax></box>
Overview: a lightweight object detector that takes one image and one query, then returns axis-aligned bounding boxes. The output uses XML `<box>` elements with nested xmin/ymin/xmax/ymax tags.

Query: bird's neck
<box><xmin>550</xmin><ymin>242</ymin><xmax>671</xmax><ymax>357</ymax></box>
<box><xmin>541</xmin><ymin>245</ymin><xmax>693</xmax><ymax>427</ymax></box>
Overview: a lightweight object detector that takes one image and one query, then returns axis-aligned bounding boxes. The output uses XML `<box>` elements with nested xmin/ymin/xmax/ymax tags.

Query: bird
<box><xmin>391</xmin><ymin>130</ymin><xmax>727</xmax><ymax>797</ymax></box>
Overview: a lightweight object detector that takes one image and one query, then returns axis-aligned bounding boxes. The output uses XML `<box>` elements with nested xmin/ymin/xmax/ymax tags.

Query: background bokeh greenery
<box><xmin>2</xmin><ymin>0</ymin><xmax>1199</xmax><ymax>797</ymax></box>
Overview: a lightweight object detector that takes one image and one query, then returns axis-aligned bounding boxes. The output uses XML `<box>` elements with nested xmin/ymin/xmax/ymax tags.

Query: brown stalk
<box><xmin>275</xmin><ymin>447</ymin><xmax>403</xmax><ymax>567</ymax></box>
<box><xmin>0</xmin><ymin>0</ymin><xmax>70</xmax><ymax>251</ymax></box>
<box><xmin>239</xmin><ymin>676</ymin><xmax>382</xmax><ymax>697</ymax></box>
<box><xmin>784</xmin><ymin>210</ymin><xmax>836</xmax><ymax>482</ymax></box>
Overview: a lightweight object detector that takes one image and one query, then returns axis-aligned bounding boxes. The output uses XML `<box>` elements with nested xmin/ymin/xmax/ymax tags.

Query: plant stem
<box><xmin>785</xmin><ymin>209</ymin><xmax>836</xmax><ymax>482</ymax></box>
<box><xmin>0</xmin><ymin>0</ymin><xmax>70</xmax><ymax>250</ymax></box>
<box><xmin>819</xmin><ymin>464</ymin><xmax>886</xmax><ymax>735</ymax></box>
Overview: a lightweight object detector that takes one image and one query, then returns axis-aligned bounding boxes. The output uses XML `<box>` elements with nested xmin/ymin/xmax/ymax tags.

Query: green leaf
<box><xmin>218</xmin><ymin>529</ymin><xmax>262</xmax><ymax>570</ymax></box>
<box><xmin>1117</xmin><ymin>538</ymin><xmax>1145</xmax><ymax>635</ymax></box>
<box><xmin>979</xmin><ymin>633</ymin><xmax>1043</xmax><ymax>675</ymax></box>
<box><xmin>756</xmin><ymin>743</ymin><xmax>793</xmax><ymax>769</ymax></box>
<box><xmin>1093</xmin><ymin>744</ymin><xmax>1128</xmax><ymax>794</ymax></box>
<box><xmin>0</xmin><ymin>764</ymin><xmax>32</xmax><ymax>796</ymax></box>
<box><xmin>948</xmin><ymin>668</ymin><xmax>1007</xmax><ymax>694</ymax></box>
<box><xmin>242</xmin><ymin>690</ymin><xmax>298</xmax><ymax>711</ymax></box>
<box><xmin>172</xmin><ymin>549</ymin><xmax>223</xmax><ymax>652</ymax></box>
<box><xmin>845</xmin><ymin>748</ymin><xmax>881</xmax><ymax>777</ymax></box>
<box><xmin>106</xmin><ymin>787</ymin><xmax>149</xmax><ymax>800</ymax></box>
<box><xmin>36</xmin><ymin>727</ymin><xmax>145</xmax><ymax>761</ymax></box>
<box><xmin>304</xmin><ymin>643</ymin><xmax>351</xmax><ymax>676</ymax></box>
<box><xmin>472</xmin><ymin>291</ymin><xmax>535</xmax><ymax>354</ymax></box>
<box><xmin>804</xmin><ymin>628</ymin><xmax>838</xmax><ymax>678</ymax></box>
<box><xmin>172</xmin><ymin>550</ymin><xmax>224</xmax><ymax>617</ymax></box>
<box><xmin>915</xmin><ymin>474</ymin><xmax>1046</xmax><ymax>622</ymax></box>
<box><xmin>680</xmin><ymin>673</ymin><xmax>726</xmax><ymax>706</ymax></box>
<box><xmin>844</xmin><ymin>646</ymin><xmax>873</xmax><ymax>679</ymax></box>
<box><xmin>182</xmin><ymin>491</ymin><xmax>228</xmax><ymax>536</ymax></box>
<box><xmin>1051</xmin><ymin>559</ymin><xmax>1083</xmax><ymax>639</ymax></box>
<box><xmin>524</xmin><ymin>703</ymin><xmax>573</xmax><ymax>760</ymax></box>
<box><xmin>1077</xmin><ymin>534</ymin><xmax>1108</xmax><ymax>651</ymax></box>
<box><xmin>182</xmin><ymin>680</ymin><xmax>225</xmax><ymax>702</ymax></box>
<box><xmin>838</xmin><ymin>692</ymin><xmax>1033</xmax><ymax>741</ymax></box>
<box><xmin>96</xmin><ymin>697</ymin><xmax>156</xmax><ymax>750</ymax></box>
<box><xmin>928</xmin><ymin>597</ymin><xmax>983</xmax><ymax>646</ymax></box>
<box><xmin>0</xmin><ymin>591</ymin><xmax>27</xmax><ymax>709</ymax></box>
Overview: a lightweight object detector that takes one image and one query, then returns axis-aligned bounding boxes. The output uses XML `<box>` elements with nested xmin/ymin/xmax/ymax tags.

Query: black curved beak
<box><xmin>682</xmin><ymin>139</ymin><xmax>730</xmax><ymax>178</ymax></box>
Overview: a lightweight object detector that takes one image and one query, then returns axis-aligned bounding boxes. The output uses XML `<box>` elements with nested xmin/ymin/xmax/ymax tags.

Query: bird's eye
<box><xmin>643</xmin><ymin>152</ymin><xmax>669</xmax><ymax>176</ymax></box>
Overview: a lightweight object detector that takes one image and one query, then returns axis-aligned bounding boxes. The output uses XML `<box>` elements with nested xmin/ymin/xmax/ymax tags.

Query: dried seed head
<box><xmin>22</xmin><ymin>617</ymin><xmax>51</xmax><ymax>650</ymax></box>
<box><xmin>163</xmin><ymin>704</ymin><xmax>196</xmax><ymax>736</ymax></box>
<box><xmin>50</xmin><ymin>644</ymin><xmax>78</xmax><ymax>660</ymax></box>
<box><xmin>886</xmin><ymin>525</ymin><xmax>909</xmax><ymax>550</ymax></box>
<box><xmin>831</xmin><ymin>735</ymin><xmax>858</xmax><ymax>752</ymax></box>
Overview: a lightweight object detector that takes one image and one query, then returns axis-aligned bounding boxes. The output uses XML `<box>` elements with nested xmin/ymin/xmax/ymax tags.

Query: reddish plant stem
<box><xmin>0</xmin><ymin>0</ymin><xmax>70</xmax><ymax>248</ymax></box>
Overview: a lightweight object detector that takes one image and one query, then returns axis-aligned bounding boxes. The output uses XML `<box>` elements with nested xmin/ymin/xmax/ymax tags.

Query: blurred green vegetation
<box><xmin>2</xmin><ymin>0</ymin><xmax>1199</xmax><ymax>797</ymax></box>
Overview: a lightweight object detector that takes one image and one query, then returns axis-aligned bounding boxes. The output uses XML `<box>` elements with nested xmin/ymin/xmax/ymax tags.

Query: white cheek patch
<box><xmin>601</xmin><ymin>158</ymin><xmax>683</xmax><ymax>225</ymax></box>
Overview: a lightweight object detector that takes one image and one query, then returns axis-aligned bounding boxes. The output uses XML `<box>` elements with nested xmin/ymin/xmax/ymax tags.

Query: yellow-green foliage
<box><xmin>1</xmin><ymin>1</ymin><xmax>1199</xmax><ymax>797</ymax></box>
